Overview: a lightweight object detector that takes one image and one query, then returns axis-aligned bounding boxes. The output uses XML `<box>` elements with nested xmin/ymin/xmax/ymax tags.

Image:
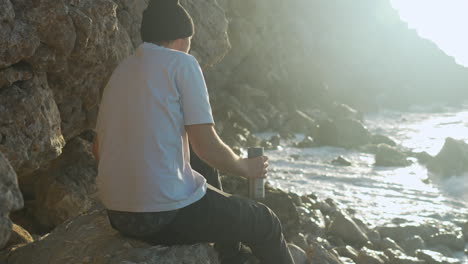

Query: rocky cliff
<box><xmin>1</xmin><ymin>0</ymin><xmax>467</xmax><ymax>263</ymax></box>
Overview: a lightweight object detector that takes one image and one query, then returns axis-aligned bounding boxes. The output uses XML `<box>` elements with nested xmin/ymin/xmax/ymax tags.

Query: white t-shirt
<box><xmin>95</xmin><ymin>42</ymin><xmax>214</xmax><ymax>212</ymax></box>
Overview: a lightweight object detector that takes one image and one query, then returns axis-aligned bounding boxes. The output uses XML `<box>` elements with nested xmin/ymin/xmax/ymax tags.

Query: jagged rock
<box><xmin>409</xmin><ymin>151</ymin><xmax>434</xmax><ymax>165</ymax></box>
<box><xmin>269</xmin><ymin>134</ymin><xmax>281</xmax><ymax>148</ymax></box>
<box><xmin>374</xmin><ymin>144</ymin><xmax>411</xmax><ymax>167</ymax></box>
<box><xmin>332</xmin><ymin>156</ymin><xmax>352</xmax><ymax>166</ymax></box>
<box><xmin>367</xmin><ymin>230</ymin><xmax>382</xmax><ymax>245</ymax></box>
<box><xmin>336</xmin><ymin>246</ymin><xmax>359</xmax><ymax>262</ymax></box>
<box><xmin>290</xmin><ymin>233</ymin><xmax>309</xmax><ymax>252</ymax></box>
<box><xmin>181</xmin><ymin>0</ymin><xmax>229</xmax><ymax>68</ymax></box>
<box><xmin>415</xmin><ymin>249</ymin><xmax>461</xmax><ymax>264</ymax></box>
<box><xmin>261</xmin><ymin>187</ymin><xmax>301</xmax><ymax>240</ymax></box>
<box><xmin>0</xmin><ymin>152</ymin><xmax>24</xmax><ymax>249</ymax></box>
<box><xmin>309</xmin><ymin>199</ymin><xmax>338</xmax><ymax>217</ymax></box>
<box><xmin>327</xmin><ymin>236</ymin><xmax>345</xmax><ymax>247</ymax></box>
<box><xmin>383</xmin><ymin>248</ymin><xmax>424</xmax><ymax>264</ymax></box>
<box><xmin>288</xmin><ymin>243</ymin><xmax>309</xmax><ymax>264</ymax></box>
<box><xmin>370</xmin><ymin>134</ymin><xmax>396</xmax><ymax>147</ymax></box>
<box><xmin>230</xmin><ymin>108</ymin><xmax>259</xmax><ymax>132</ymax></box>
<box><xmin>378</xmin><ymin>223</ymin><xmax>435</xmax><ymax>242</ymax></box>
<box><xmin>327</xmin><ymin>102</ymin><xmax>362</xmax><ymax>121</ymax></box>
<box><xmin>306</xmin><ymin>241</ymin><xmax>344</xmax><ymax>264</ymax></box>
<box><xmin>400</xmin><ymin>235</ymin><xmax>426</xmax><ymax>255</ymax></box>
<box><xmin>462</xmin><ymin>221</ymin><xmax>468</xmax><ymax>240</ymax></box>
<box><xmin>295</xmin><ymin>136</ymin><xmax>317</xmax><ymax>148</ymax></box>
<box><xmin>316</xmin><ymin>118</ymin><xmax>370</xmax><ymax>149</ymax></box>
<box><xmin>113</xmin><ymin>0</ymin><xmax>148</xmax><ymax>46</ymax></box>
<box><xmin>427</xmin><ymin>137</ymin><xmax>468</xmax><ymax>177</ymax></box>
<box><xmin>356</xmin><ymin>247</ymin><xmax>387</xmax><ymax>264</ymax></box>
<box><xmin>377</xmin><ymin>220</ymin><xmax>463</xmax><ymax>252</ymax></box>
<box><xmin>0</xmin><ymin>7</ymin><xmax>41</xmax><ymax>69</ymax></box>
<box><xmin>0</xmin><ymin>63</ymin><xmax>33</xmax><ymax>89</ymax></box>
<box><xmin>0</xmin><ymin>73</ymin><xmax>65</xmax><ymax>176</ymax></box>
<box><xmin>285</xmin><ymin>110</ymin><xmax>318</xmax><ymax>134</ymax></box>
<box><xmin>378</xmin><ymin>237</ymin><xmax>405</xmax><ymax>253</ymax></box>
<box><xmin>48</xmin><ymin>0</ymin><xmax>134</xmax><ymax>140</ymax></box>
<box><xmin>4</xmin><ymin>223</ymin><xmax>33</xmax><ymax>249</ymax></box>
<box><xmin>33</xmin><ymin>137</ymin><xmax>98</xmax><ymax>230</ymax></box>
<box><xmin>301</xmin><ymin>209</ymin><xmax>326</xmax><ymax>237</ymax></box>
<box><xmin>328</xmin><ymin>211</ymin><xmax>369</xmax><ymax>247</ymax></box>
<box><xmin>2</xmin><ymin>209</ymin><xmax>219</xmax><ymax>264</ymax></box>
<box><xmin>426</xmin><ymin>232</ymin><xmax>465</xmax><ymax>251</ymax></box>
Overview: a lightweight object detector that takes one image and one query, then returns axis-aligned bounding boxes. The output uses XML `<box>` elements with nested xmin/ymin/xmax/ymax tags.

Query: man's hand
<box><xmin>240</xmin><ymin>156</ymin><xmax>269</xmax><ymax>179</ymax></box>
<box><xmin>186</xmin><ymin>123</ymin><xmax>269</xmax><ymax>178</ymax></box>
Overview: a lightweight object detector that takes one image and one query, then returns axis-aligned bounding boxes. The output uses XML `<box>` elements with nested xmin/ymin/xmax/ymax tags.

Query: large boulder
<box><xmin>306</xmin><ymin>241</ymin><xmax>344</xmax><ymax>264</ymax></box>
<box><xmin>374</xmin><ymin>144</ymin><xmax>411</xmax><ymax>167</ymax></box>
<box><xmin>356</xmin><ymin>247</ymin><xmax>387</xmax><ymax>264</ymax></box>
<box><xmin>0</xmin><ymin>73</ymin><xmax>65</xmax><ymax>176</ymax></box>
<box><xmin>316</xmin><ymin>118</ymin><xmax>371</xmax><ymax>148</ymax></box>
<box><xmin>328</xmin><ymin>211</ymin><xmax>369</xmax><ymax>247</ymax></box>
<box><xmin>400</xmin><ymin>235</ymin><xmax>426</xmax><ymax>256</ymax></box>
<box><xmin>0</xmin><ymin>152</ymin><xmax>24</xmax><ymax>249</ymax></box>
<box><xmin>33</xmin><ymin>137</ymin><xmax>98</xmax><ymax>230</ymax></box>
<box><xmin>383</xmin><ymin>248</ymin><xmax>424</xmax><ymax>264</ymax></box>
<box><xmin>181</xmin><ymin>0</ymin><xmax>230</xmax><ymax>68</ymax></box>
<box><xmin>377</xmin><ymin>220</ymin><xmax>464</xmax><ymax>251</ymax></box>
<box><xmin>427</xmin><ymin>137</ymin><xmax>468</xmax><ymax>177</ymax></box>
<box><xmin>0</xmin><ymin>0</ymin><xmax>40</xmax><ymax>68</ymax></box>
<box><xmin>415</xmin><ymin>249</ymin><xmax>461</xmax><ymax>264</ymax></box>
<box><xmin>1</xmin><ymin>209</ymin><xmax>219</xmax><ymax>264</ymax></box>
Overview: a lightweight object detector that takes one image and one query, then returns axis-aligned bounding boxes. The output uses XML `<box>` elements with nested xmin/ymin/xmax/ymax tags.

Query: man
<box><xmin>93</xmin><ymin>0</ymin><xmax>295</xmax><ymax>263</ymax></box>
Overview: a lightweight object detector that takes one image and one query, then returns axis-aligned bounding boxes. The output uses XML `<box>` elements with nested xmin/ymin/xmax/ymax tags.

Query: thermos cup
<box><xmin>248</xmin><ymin>147</ymin><xmax>265</xmax><ymax>199</ymax></box>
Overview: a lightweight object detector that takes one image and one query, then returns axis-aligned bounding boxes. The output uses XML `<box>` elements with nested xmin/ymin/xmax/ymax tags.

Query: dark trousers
<box><xmin>107</xmin><ymin>149</ymin><xmax>295</xmax><ymax>264</ymax></box>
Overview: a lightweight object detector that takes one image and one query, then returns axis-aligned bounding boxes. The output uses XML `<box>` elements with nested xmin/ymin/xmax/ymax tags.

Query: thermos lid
<box><xmin>248</xmin><ymin>147</ymin><xmax>264</xmax><ymax>158</ymax></box>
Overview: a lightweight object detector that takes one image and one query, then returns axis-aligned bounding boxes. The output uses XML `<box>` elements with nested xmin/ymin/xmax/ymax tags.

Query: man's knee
<box><xmin>254</xmin><ymin>203</ymin><xmax>283</xmax><ymax>237</ymax></box>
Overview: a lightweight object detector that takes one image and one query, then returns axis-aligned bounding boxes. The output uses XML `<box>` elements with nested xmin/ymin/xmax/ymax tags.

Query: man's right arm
<box><xmin>186</xmin><ymin>124</ymin><xmax>268</xmax><ymax>179</ymax></box>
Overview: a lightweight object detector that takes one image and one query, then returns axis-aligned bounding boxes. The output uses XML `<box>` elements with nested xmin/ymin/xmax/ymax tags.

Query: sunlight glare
<box><xmin>390</xmin><ymin>0</ymin><xmax>468</xmax><ymax>67</ymax></box>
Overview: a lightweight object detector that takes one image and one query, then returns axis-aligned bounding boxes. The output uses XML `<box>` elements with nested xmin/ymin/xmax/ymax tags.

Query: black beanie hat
<box><xmin>141</xmin><ymin>0</ymin><xmax>194</xmax><ymax>43</ymax></box>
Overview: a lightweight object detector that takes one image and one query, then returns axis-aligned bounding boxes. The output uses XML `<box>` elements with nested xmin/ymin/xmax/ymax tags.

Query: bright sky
<box><xmin>390</xmin><ymin>0</ymin><xmax>468</xmax><ymax>68</ymax></box>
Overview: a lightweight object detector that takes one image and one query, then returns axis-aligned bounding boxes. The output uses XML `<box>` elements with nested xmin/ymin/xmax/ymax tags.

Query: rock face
<box><xmin>0</xmin><ymin>152</ymin><xmax>24</xmax><ymax>249</ymax></box>
<box><xmin>0</xmin><ymin>73</ymin><xmax>65</xmax><ymax>176</ymax></box>
<box><xmin>180</xmin><ymin>0</ymin><xmax>230</xmax><ymax>68</ymax></box>
<box><xmin>374</xmin><ymin>144</ymin><xmax>411</xmax><ymax>167</ymax></box>
<box><xmin>33</xmin><ymin>137</ymin><xmax>98</xmax><ymax>230</ymax></box>
<box><xmin>427</xmin><ymin>137</ymin><xmax>468</xmax><ymax>177</ymax></box>
<box><xmin>415</xmin><ymin>249</ymin><xmax>461</xmax><ymax>264</ymax></box>
<box><xmin>378</xmin><ymin>220</ymin><xmax>464</xmax><ymax>251</ymax></box>
<box><xmin>4</xmin><ymin>223</ymin><xmax>33</xmax><ymax>250</ymax></box>
<box><xmin>0</xmin><ymin>0</ymin><xmax>231</xmax><ymax>177</ymax></box>
<box><xmin>2</xmin><ymin>209</ymin><xmax>220</xmax><ymax>264</ymax></box>
<box><xmin>328</xmin><ymin>211</ymin><xmax>369</xmax><ymax>247</ymax></box>
<box><xmin>316</xmin><ymin>118</ymin><xmax>371</xmax><ymax>148</ymax></box>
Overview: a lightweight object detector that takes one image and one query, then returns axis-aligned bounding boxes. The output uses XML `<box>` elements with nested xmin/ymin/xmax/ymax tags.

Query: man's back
<box><xmin>95</xmin><ymin>43</ymin><xmax>214</xmax><ymax>213</ymax></box>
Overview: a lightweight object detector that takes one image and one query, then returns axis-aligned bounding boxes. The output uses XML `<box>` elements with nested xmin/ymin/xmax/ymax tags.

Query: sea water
<box><xmin>259</xmin><ymin>103</ymin><xmax>468</xmax><ymax>261</ymax></box>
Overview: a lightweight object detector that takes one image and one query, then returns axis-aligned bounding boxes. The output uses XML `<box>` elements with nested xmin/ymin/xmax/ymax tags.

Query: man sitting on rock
<box><xmin>92</xmin><ymin>0</ymin><xmax>295</xmax><ymax>263</ymax></box>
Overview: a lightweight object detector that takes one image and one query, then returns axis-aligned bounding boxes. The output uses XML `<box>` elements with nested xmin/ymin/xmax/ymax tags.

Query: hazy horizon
<box><xmin>390</xmin><ymin>0</ymin><xmax>468</xmax><ymax>68</ymax></box>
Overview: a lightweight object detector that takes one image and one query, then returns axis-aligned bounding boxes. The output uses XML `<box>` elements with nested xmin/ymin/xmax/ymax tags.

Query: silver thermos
<box><xmin>248</xmin><ymin>147</ymin><xmax>265</xmax><ymax>199</ymax></box>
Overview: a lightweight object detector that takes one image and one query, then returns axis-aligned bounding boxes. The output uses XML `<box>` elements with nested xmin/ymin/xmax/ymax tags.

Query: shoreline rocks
<box><xmin>0</xmin><ymin>152</ymin><xmax>24</xmax><ymax>250</ymax></box>
<box><xmin>427</xmin><ymin>137</ymin><xmax>468</xmax><ymax>177</ymax></box>
<box><xmin>1</xmin><ymin>209</ymin><xmax>220</xmax><ymax>264</ymax></box>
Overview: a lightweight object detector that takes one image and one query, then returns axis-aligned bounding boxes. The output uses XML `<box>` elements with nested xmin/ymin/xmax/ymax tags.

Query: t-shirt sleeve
<box><xmin>175</xmin><ymin>56</ymin><xmax>215</xmax><ymax>126</ymax></box>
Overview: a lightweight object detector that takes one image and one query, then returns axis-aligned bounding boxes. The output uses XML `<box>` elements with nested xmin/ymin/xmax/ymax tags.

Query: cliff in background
<box><xmin>1</xmin><ymin>0</ymin><xmax>468</xmax><ymax>262</ymax></box>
